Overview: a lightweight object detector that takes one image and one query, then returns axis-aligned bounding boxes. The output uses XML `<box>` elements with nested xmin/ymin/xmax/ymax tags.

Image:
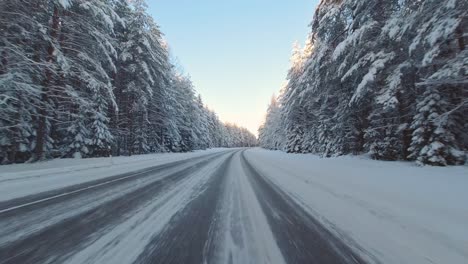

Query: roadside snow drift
<box><xmin>245</xmin><ymin>148</ymin><xmax>468</xmax><ymax>264</ymax></box>
<box><xmin>0</xmin><ymin>149</ymin><xmax>228</xmax><ymax>202</ymax></box>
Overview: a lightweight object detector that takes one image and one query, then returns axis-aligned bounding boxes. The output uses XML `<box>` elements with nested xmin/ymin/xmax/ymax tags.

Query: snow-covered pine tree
<box><xmin>172</xmin><ymin>74</ymin><xmax>197</xmax><ymax>151</ymax></box>
<box><xmin>364</xmin><ymin>97</ymin><xmax>401</xmax><ymax>160</ymax></box>
<box><xmin>63</xmin><ymin>107</ymin><xmax>90</xmax><ymax>159</ymax></box>
<box><xmin>260</xmin><ymin>0</ymin><xmax>466</xmax><ymax>165</ymax></box>
<box><xmin>0</xmin><ymin>0</ymin><xmax>43</xmax><ymax>163</ymax></box>
<box><xmin>192</xmin><ymin>95</ymin><xmax>211</xmax><ymax>150</ymax></box>
<box><xmin>112</xmin><ymin>0</ymin><xmax>162</xmax><ymax>155</ymax></box>
<box><xmin>281</xmin><ymin>42</ymin><xmax>308</xmax><ymax>153</ymax></box>
<box><xmin>0</xmin><ymin>0</ymin><xmax>256</xmax><ymax>164</ymax></box>
<box><xmin>409</xmin><ymin>86</ymin><xmax>465</xmax><ymax>166</ymax></box>
<box><xmin>259</xmin><ymin>95</ymin><xmax>285</xmax><ymax>150</ymax></box>
<box><xmin>206</xmin><ymin>109</ymin><xmax>223</xmax><ymax>149</ymax></box>
<box><xmin>406</xmin><ymin>0</ymin><xmax>467</xmax><ymax>165</ymax></box>
<box><xmin>334</xmin><ymin>0</ymin><xmax>399</xmax><ymax>155</ymax></box>
<box><xmin>90</xmin><ymin>95</ymin><xmax>114</xmax><ymax>157</ymax></box>
<box><xmin>59</xmin><ymin>0</ymin><xmax>118</xmax><ymax>158</ymax></box>
<box><xmin>33</xmin><ymin>1</ymin><xmax>67</xmax><ymax>161</ymax></box>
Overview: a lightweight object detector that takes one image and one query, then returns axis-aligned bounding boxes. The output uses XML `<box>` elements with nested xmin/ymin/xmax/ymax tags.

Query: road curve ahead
<box><xmin>0</xmin><ymin>149</ymin><xmax>367</xmax><ymax>264</ymax></box>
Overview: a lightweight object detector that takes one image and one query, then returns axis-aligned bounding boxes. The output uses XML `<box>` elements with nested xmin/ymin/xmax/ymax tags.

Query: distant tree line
<box><xmin>0</xmin><ymin>0</ymin><xmax>256</xmax><ymax>164</ymax></box>
<box><xmin>259</xmin><ymin>0</ymin><xmax>467</xmax><ymax>166</ymax></box>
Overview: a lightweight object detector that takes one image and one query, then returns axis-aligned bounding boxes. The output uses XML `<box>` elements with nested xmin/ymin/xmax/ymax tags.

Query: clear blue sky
<box><xmin>147</xmin><ymin>0</ymin><xmax>319</xmax><ymax>135</ymax></box>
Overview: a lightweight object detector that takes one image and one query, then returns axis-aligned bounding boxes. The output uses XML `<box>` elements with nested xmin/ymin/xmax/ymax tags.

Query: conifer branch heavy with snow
<box><xmin>0</xmin><ymin>0</ymin><xmax>256</xmax><ymax>164</ymax></box>
<box><xmin>259</xmin><ymin>0</ymin><xmax>467</xmax><ymax>166</ymax></box>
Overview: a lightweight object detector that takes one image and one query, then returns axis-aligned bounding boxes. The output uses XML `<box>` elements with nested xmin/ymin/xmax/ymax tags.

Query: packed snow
<box><xmin>244</xmin><ymin>148</ymin><xmax>468</xmax><ymax>264</ymax></box>
<box><xmin>0</xmin><ymin>149</ymin><xmax>228</xmax><ymax>202</ymax></box>
<box><xmin>2</xmin><ymin>148</ymin><xmax>466</xmax><ymax>264</ymax></box>
<box><xmin>65</xmin><ymin>154</ymin><xmax>229</xmax><ymax>264</ymax></box>
<box><xmin>214</xmin><ymin>153</ymin><xmax>286</xmax><ymax>264</ymax></box>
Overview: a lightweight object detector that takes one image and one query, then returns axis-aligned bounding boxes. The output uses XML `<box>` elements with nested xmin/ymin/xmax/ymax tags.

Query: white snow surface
<box><xmin>2</xmin><ymin>148</ymin><xmax>467</xmax><ymax>264</ymax></box>
<box><xmin>245</xmin><ymin>148</ymin><xmax>468</xmax><ymax>264</ymax></box>
<box><xmin>214</xmin><ymin>152</ymin><xmax>286</xmax><ymax>264</ymax></box>
<box><xmin>0</xmin><ymin>149</ymin><xmax>228</xmax><ymax>202</ymax></box>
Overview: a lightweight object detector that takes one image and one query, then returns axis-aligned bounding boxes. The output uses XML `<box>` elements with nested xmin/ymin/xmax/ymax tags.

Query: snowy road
<box><xmin>0</xmin><ymin>149</ymin><xmax>365</xmax><ymax>264</ymax></box>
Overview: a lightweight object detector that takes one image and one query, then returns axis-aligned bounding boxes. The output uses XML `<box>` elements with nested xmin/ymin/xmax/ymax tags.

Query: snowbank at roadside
<box><xmin>0</xmin><ymin>148</ymin><xmax>229</xmax><ymax>202</ymax></box>
<box><xmin>245</xmin><ymin>148</ymin><xmax>468</xmax><ymax>264</ymax></box>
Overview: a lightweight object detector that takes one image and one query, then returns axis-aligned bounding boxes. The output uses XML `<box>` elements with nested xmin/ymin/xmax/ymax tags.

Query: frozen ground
<box><xmin>0</xmin><ymin>148</ymin><xmax>228</xmax><ymax>202</ymax></box>
<box><xmin>0</xmin><ymin>148</ymin><xmax>466</xmax><ymax>264</ymax></box>
<box><xmin>245</xmin><ymin>148</ymin><xmax>468</xmax><ymax>264</ymax></box>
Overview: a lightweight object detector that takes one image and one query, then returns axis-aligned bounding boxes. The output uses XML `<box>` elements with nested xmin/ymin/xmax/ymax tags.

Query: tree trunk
<box><xmin>456</xmin><ymin>26</ymin><xmax>465</xmax><ymax>51</ymax></box>
<box><xmin>0</xmin><ymin>50</ymin><xmax>7</xmax><ymax>75</ymax></box>
<box><xmin>35</xmin><ymin>5</ymin><xmax>60</xmax><ymax>161</ymax></box>
<box><xmin>111</xmin><ymin>66</ymin><xmax>122</xmax><ymax>156</ymax></box>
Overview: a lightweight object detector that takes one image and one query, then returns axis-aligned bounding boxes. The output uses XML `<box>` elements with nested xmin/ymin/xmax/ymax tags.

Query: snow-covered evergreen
<box><xmin>260</xmin><ymin>0</ymin><xmax>467</xmax><ymax>166</ymax></box>
<box><xmin>0</xmin><ymin>0</ymin><xmax>256</xmax><ymax>164</ymax></box>
<box><xmin>408</xmin><ymin>86</ymin><xmax>465</xmax><ymax>166</ymax></box>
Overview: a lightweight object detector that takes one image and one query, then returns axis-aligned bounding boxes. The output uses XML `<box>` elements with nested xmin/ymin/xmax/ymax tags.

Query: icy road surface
<box><xmin>0</xmin><ymin>149</ymin><xmax>364</xmax><ymax>264</ymax></box>
<box><xmin>2</xmin><ymin>148</ymin><xmax>467</xmax><ymax>264</ymax></box>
